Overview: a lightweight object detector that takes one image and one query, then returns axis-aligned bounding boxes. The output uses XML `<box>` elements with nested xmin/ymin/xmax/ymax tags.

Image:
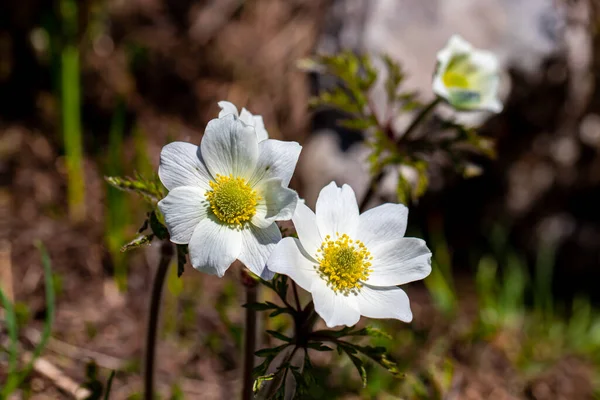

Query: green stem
<box><xmin>143</xmin><ymin>241</ymin><xmax>173</xmax><ymax>400</ymax></box>
<box><xmin>402</xmin><ymin>97</ymin><xmax>441</xmax><ymax>140</ymax></box>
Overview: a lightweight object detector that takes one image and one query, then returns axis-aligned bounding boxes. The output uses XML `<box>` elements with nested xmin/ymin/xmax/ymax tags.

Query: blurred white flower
<box><xmin>267</xmin><ymin>182</ymin><xmax>432</xmax><ymax>327</ymax></box>
<box><xmin>218</xmin><ymin>101</ymin><xmax>269</xmax><ymax>142</ymax></box>
<box><xmin>158</xmin><ymin>114</ymin><xmax>301</xmax><ymax>278</ymax></box>
<box><xmin>433</xmin><ymin>35</ymin><xmax>503</xmax><ymax>113</ymax></box>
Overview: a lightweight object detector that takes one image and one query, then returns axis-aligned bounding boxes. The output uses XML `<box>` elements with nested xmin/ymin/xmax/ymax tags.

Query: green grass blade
<box><xmin>3</xmin><ymin>242</ymin><xmax>56</xmax><ymax>393</ymax></box>
<box><xmin>60</xmin><ymin>0</ymin><xmax>85</xmax><ymax>222</ymax></box>
<box><xmin>0</xmin><ymin>287</ymin><xmax>19</xmax><ymax>397</ymax></box>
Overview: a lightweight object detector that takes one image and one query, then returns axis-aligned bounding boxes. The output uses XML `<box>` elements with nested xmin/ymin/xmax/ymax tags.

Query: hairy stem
<box><xmin>143</xmin><ymin>241</ymin><xmax>173</xmax><ymax>400</ymax></box>
<box><xmin>242</xmin><ymin>282</ymin><xmax>258</xmax><ymax>400</ymax></box>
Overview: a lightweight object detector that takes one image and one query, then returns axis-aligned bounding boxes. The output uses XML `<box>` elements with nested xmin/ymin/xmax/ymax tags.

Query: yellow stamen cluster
<box><xmin>315</xmin><ymin>233</ymin><xmax>373</xmax><ymax>295</ymax></box>
<box><xmin>442</xmin><ymin>71</ymin><xmax>470</xmax><ymax>89</ymax></box>
<box><xmin>205</xmin><ymin>174</ymin><xmax>260</xmax><ymax>226</ymax></box>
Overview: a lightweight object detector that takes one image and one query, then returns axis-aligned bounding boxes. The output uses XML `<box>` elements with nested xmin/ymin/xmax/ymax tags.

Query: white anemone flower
<box><xmin>433</xmin><ymin>34</ymin><xmax>503</xmax><ymax>113</ymax></box>
<box><xmin>218</xmin><ymin>101</ymin><xmax>269</xmax><ymax>142</ymax></box>
<box><xmin>267</xmin><ymin>182</ymin><xmax>432</xmax><ymax>327</ymax></box>
<box><xmin>157</xmin><ymin>114</ymin><xmax>301</xmax><ymax>279</ymax></box>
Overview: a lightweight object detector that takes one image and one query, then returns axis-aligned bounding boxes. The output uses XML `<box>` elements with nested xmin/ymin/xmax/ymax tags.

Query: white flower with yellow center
<box><xmin>267</xmin><ymin>182</ymin><xmax>432</xmax><ymax>327</ymax></box>
<box><xmin>218</xmin><ymin>101</ymin><xmax>269</xmax><ymax>142</ymax></box>
<box><xmin>433</xmin><ymin>35</ymin><xmax>503</xmax><ymax>113</ymax></box>
<box><xmin>157</xmin><ymin>114</ymin><xmax>301</xmax><ymax>278</ymax></box>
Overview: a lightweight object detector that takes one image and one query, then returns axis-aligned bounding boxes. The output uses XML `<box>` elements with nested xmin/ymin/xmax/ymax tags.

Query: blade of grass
<box><xmin>0</xmin><ymin>286</ymin><xmax>19</xmax><ymax>397</ymax></box>
<box><xmin>534</xmin><ymin>244</ymin><xmax>556</xmax><ymax>317</ymax></box>
<box><xmin>106</xmin><ymin>98</ymin><xmax>129</xmax><ymax>290</ymax></box>
<box><xmin>3</xmin><ymin>242</ymin><xmax>56</xmax><ymax>394</ymax></box>
<box><xmin>60</xmin><ymin>0</ymin><xmax>85</xmax><ymax>222</ymax></box>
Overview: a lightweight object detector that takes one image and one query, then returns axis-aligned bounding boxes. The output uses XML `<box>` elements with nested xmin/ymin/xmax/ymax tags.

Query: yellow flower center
<box><xmin>442</xmin><ymin>71</ymin><xmax>470</xmax><ymax>89</ymax></box>
<box><xmin>316</xmin><ymin>233</ymin><xmax>373</xmax><ymax>295</ymax></box>
<box><xmin>205</xmin><ymin>174</ymin><xmax>261</xmax><ymax>226</ymax></box>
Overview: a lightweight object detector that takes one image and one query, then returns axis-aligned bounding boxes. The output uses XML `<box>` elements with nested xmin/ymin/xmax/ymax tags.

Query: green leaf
<box><xmin>341</xmin><ymin>346</ymin><xmax>368</xmax><ymax>388</ymax></box>
<box><xmin>266</xmin><ymin>330</ymin><xmax>292</xmax><ymax>343</ymax></box>
<box><xmin>382</xmin><ymin>54</ymin><xmax>405</xmax><ymax>104</ymax></box>
<box><xmin>306</xmin><ymin>342</ymin><xmax>333</xmax><ymax>352</ymax></box>
<box><xmin>104</xmin><ymin>174</ymin><xmax>165</xmax><ymax>203</ymax></box>
<box><xmin>255</xmin><ymin>344</ymin><xmax>290</xmax><ymax>358</ymax></box>
<box><xmin>149</xmin><ymin>210</ymin><xmax>169</xmax><ymax>240</ymax></box>
<box><xmin>353</xmin><ymin>344</ymin><xmax>402</xmax><ymax>377</ymax></box>
<box><xmin>338</xmin><ymin>117</ymin><xmax>377</xmax><ymax>131</ymax></box>
<box><xmin>243</xmin><ymin>301</ymin><xmax>280</xmax><ymax>311</ymax></box>
<box><xmin>176</xmin><ymin>244</ymin><xmax>187</xmax><ymax>278</ymax></box>
<box><xmin>253</xmin><ymin>373</ymin><xmax>276</xmax><ymax>394</ymax></box>
<box><xmin>120</xmin><ymin>234</ymin><xmax>154</xmax><ymax>252</ymax></box>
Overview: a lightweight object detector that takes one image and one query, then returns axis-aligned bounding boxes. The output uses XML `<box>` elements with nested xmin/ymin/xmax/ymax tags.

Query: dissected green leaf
<box><xmin>255</xmin><ymin>344</ymin><xmax>290</xmax><ymax>358</ymax></box>
<box><xmin>149</xmin><ymin>210</ymin><xmax>169</xmax><ymax>240</ymax></box>
<box><xmin>340</xmin><ymin>345</ymin><xmax>368</xmax><ymax>388</ymax></box>
<box><xmin>267</xmin><ymin>330</ymin><xmax>293</xmax><ymax>343</ymax></box>
<box><xmin>120</xmin><ymin>234</ymin><xmax>154</xmax><ymax>252</ymax></box>
<box><xmin>105</xmin><ymin>174</ymin><xmax>165</xmax><ymax>203</ymax></box>
<box><xmin>306</xmin><ymin>342</ymin><xmax>333</xmax><ymax>352</ymax></box>
<box><xmin>176</xmin><ymin>244</ymin><xmax>187</xmax><ymax>277</ymax></box>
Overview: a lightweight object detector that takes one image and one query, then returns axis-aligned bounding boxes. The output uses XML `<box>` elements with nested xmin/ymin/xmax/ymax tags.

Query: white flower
<box><xmin>218</xmin><ymin>101</ymin><xmax>269</xmax><ymax>142</ymax></box>
<box><xmin>433</xmin><ymin>35</ymin><xmax>503</xmax><ymax>113</ymax></box>
<box><xmin>157</xmin><ymin>114</ymin><xmax>301</xmax><ymax>279</ymax></box>
<box><xmin>267</xmin><ymin>182</ymin><xmax>432</xmax><ymax>327</ymax></box>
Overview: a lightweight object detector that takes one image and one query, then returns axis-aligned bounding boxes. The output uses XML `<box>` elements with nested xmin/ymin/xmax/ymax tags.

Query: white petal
<box><xmin>470</xmin><ymin>50</ymin><xmax>499</xmax><ymax>73</ymax></box>
<box><xmin>218</xmin><ymin>101</ymin><xmax>239</xmax><ymax>118</ymax></box>
<box><xmin>356</xmin><ymin>203</ymin><xmax>409</xmax><ymax>247</ymax></box>
<box><xmin>239</xmin><ymin>107</ymin><xmax>255</xmax><ymax>125</ymax></box>
<box><xmin>238</xmin><ymin>223</ymin><xmax>281</xmax><ymax>280</ymax></box>
<box><xmin>239</xmin><ymin>108</ymin><xmax>269</xmax><ymax>141</ymax></box>
<box><xmin>311</xmin><ymin>279</ymin><xmax>360</xmax><ymax>328</ymax></box>
<box><xmin>432</xmin><ymin>75</ymin><xmax>450</xmax><ymax>99</ymax></box>
<box><xmin>364</xmin><ymin>238</ymin><xmax>432</xmax><ymax>286</ymax></box>
<box><xmin>249</xmin><ymin>140</ymin><xmax>301</xmax><ymax>187</ymax></box>
<box><xmin>201</xmin><ymin>114</ymin><xmax>259</xmax><ymax>180</ymax></box>
<box><xmin>266</xmin><ymin>237</ymin><xmax>319</xmax><ymax>291</ymax></box>
<box><xmin>291</xmin><ymin>201</ymin><xmax>322</xmax><ymax>259</ymax></box>
<box><xmin>158</xmin><ymin>142</ymin><xmax>212</xmax><ymax>191</ymax></box>
<box><xmin>445</xmin><ymin>34</ymin><xmax>473</xmax><ymax>55</ymax></box>
<box><xmin>157</xmin><ymin>186</ymin><xmax>209</xmax><ymax>244</ymax></box>
<box><xmin>315</xmin><ymin>182</ymin><xmax>359</xmax><ymax>239</ymax></box>
<box><xmin>484</xmin><ymin>97</ymin><xmax>503</xmax><ymax>113</ymax></box>
<box><xmin>252</xmin><ymin>179</ymin><xmax>298</xmax><ymax>229</ymax></box>
<box><xmin>252</xmin><ymin>115</ymin><xmax>269</xmax><ymax>142</ymax></box>
<box><xmin>355</xmin><ymin>284</ymin><xmax>412</xmax><ymax>322</ymax></box>
<box><xmin>188</xmin><ymin>217</ymin><xmax>242</xmax><ymax>277</ymax></box>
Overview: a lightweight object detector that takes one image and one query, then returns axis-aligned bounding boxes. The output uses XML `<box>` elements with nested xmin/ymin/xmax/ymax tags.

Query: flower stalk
<box><xmin>241</xmin><ymin>269</ymin><xmax>259</xmax><ymax>400</ymax></box>
<box><xmin>143</xmin><ymin>241</ymin><xmax>174</xmax><ymax>400</ymax></box>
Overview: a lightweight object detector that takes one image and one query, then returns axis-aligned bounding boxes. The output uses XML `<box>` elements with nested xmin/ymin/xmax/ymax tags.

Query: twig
<box><xmin>23</xmin><ymin>352</ymin><xmax>92</xmax><ymax>399</ymax></box>
<box><xmin>143</xmin><ymin>241</ymin><xmax>174</xmax><ymax>400</ymax></box>
<box><xmin>24</xmin><ymin>328</ymin><xmax>126</xmax><ymax>371</ymax></box>
<box><xmin>0</xmin><ymin>190</ymin><xmax>13</xmax><ymax>303</ymax></box>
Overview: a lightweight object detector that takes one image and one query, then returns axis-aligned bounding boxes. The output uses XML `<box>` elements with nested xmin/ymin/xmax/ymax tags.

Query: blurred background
<box><xmin>2</xmin><ymin>0</ymin><xmax>600</xmax><ymax>398</ymax></box>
